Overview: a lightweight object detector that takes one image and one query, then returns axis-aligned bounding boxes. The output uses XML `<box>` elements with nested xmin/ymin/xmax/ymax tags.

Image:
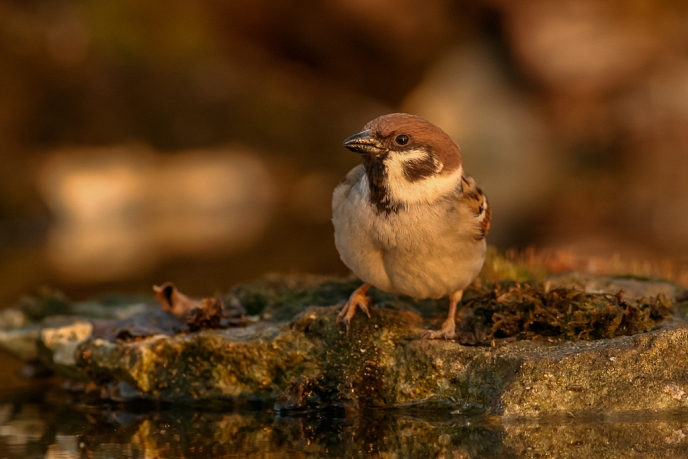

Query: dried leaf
<box><xmin>153</xmin><ymin>282</ymin><xmax>246</xmax><ymax>331</ymax></box>
<box><xmin>153</xmin><ymin>282</ymin><xmax>200</xmax><ymax>318</ymax></box>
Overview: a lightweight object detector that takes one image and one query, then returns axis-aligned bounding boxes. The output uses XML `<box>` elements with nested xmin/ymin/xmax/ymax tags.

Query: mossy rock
<box><xmin>0</xmin><ymin>258</ymin><xmax>686</xmax><ymax>415</ymax></box>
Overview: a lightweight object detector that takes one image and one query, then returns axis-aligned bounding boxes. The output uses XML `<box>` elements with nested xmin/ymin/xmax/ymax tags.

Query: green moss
<box><xmin>448</xmin><ymin>281</ymin><xmax>675</xmax><ymax>344</ymax></box>
<box><xmin>228</xmin><ymin>274</ymin><xmax>427</xmax><ymax>321</ymax></box>
<box><xmin>277</xmin><ymin>305</ymin><xmax>423</xmax><ymax>410</ymax></box>
<box><xmin>231</xmin><ymin>263</ymin><xmax>675</xmax><ymax>348</ymax></box>
<box><xmin>18</xmin><ymin>288</ymin><xmax>72</xmax><ymax>321</ymax></box>
<box><xmin>228</xmin><ymin>274</ymin><xmax>361</xmax><ymax>319</ymax></box>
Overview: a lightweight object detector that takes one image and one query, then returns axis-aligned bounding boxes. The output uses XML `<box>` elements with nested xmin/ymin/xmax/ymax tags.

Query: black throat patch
<box><xmin>362</xmin><ymin>153</ymin><xmax>399</xmax><ymax>215</ymax></box>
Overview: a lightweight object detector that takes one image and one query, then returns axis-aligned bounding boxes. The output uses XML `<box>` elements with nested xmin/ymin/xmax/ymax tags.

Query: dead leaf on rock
<box><xmin>153</xmin><ymin>282</ymin><xmax>246</xmax><ymax>331</ymax></box>
<box><xmin>153</xmin><ymin>282</ymin><xmax>200</xmax><ymax>318</ymax></box>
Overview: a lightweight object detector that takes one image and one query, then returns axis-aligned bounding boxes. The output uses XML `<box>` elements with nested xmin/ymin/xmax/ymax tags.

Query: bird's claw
<box><xmin>337</xmin><ymin>292</ymin><xmax>371</xmax><ymax>333</ymax></box>
<box><xmin>422</xmin><ymin>329</ymin><xmax>457</xmax><ymax>340</ymax></box>
<box><xmin>422</xmin><ymin>319</ymin><xmax>457</xmax><ymax>340</ymax></box>
<box><xmin>358</xmin><ymin>302</ymin><xmax>371</xmax><ymax>318</ymax></box>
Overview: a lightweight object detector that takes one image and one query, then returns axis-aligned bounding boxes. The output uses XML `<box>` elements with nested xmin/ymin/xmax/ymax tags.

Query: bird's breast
<box><xmin>333</xmin><ymin>170</ymin><xmax>485</xmax><ymax>298</ymax></box>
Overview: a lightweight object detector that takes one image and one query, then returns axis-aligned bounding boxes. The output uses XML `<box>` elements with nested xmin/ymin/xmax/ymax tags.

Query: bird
<box><xmin>332</xmin><ymin>113</ymin><xmax>491</xmax><ymax>339</ymax></box>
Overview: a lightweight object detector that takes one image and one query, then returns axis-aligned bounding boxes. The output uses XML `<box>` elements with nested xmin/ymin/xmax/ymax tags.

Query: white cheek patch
<box><xmin>384</xmin><ymin>150</ymin><xmax>462</xmax><ymax>205</ymax></box>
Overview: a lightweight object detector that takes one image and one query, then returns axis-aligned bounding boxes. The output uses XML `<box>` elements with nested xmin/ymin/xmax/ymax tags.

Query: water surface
<box><xmin>1</xmin><ymin>387</ymin><xmax>688</xmax><ymax>458</ymax></box>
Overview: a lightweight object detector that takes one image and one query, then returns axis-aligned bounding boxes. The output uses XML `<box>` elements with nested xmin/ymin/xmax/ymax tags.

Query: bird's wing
<box><xmin>457</xmin><ymin>174</ymin><xmax>491</xmax><ymax>241</ymax></box>
<box><xmin>332</xmin><ymin>164</ymin><xmax>365</xmax><ymax>211</ymax></box>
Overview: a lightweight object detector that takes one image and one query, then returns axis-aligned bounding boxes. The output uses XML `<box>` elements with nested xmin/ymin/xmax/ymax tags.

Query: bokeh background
<box><xmin>2</xmin><ymin>0</ymin><xmax>688</xmax><ymax>307</ymax></box>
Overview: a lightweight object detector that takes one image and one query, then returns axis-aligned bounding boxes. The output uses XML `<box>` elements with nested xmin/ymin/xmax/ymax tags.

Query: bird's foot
<box><xmin>337</xmin><ymin>285</ymin><xmax>372</xmax><ymax>333</ymax></box>
<box><xmin>422</xmin><ymin>317</ymin><xmax>456</xmax><ymax>340</ymax></box>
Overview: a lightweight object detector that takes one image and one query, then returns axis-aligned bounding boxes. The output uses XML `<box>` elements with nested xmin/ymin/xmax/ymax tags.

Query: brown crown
<box><xmin>364</xmin><ymin>113</ymin><xmax>462</xmax><ymax>172</ymax></box>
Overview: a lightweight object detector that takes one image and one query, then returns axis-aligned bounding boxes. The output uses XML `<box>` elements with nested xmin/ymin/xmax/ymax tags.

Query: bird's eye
<box><xmin>395</xmin><ymin>134</ymin><xmax>409</xmax><ymax>145</ymax></box>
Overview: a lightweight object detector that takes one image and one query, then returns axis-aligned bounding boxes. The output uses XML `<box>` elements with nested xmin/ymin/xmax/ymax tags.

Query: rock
<box><xmin>38</xmin><ymin>319</ymin><xmax>93</xmax><ymax>380</ymax></box>
<box><xmin>40</xmin><ymin>320</ymin><xmax>93</xmax><ymax>367</ymax></box>
<box><xmin>0</xmin><ymin>308</ymin><xmax>39</xmax><ymax>361</ymax></box>
<box><xmin>0</xmin><ymin>327</ymin><xmax>40</xmax><ymax>362</ymax></box>
<box><xmin>547</xmin><ymin>272</ymin><xmax>686</xmax><ymax>300</ymax></box>
<box><xmin>0</xmin><ymin>266</ymin><xmax>686</xmax><ymax>417</ymax></box>
<box><xmin>0</xmin><ymin>308</ymin><xmax>28</xmax><ymax>329</ymax></box>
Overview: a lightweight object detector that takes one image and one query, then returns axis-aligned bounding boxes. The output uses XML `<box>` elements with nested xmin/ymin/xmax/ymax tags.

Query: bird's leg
<box><xmin>423</xmin><ymin>290</ymin><xmax>464</xmax><ymax>340</ymax></box>
<box><xmin>337</xmin><ymin>283</ymin><xmax>372</xmax><ymax>332</ymax></box>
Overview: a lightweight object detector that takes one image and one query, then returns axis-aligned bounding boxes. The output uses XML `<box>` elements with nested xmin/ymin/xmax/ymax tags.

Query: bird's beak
<box><xmin>343</xmin><ymin>130</ymin><xmax>382</xmax><ymax>155</ymax></box>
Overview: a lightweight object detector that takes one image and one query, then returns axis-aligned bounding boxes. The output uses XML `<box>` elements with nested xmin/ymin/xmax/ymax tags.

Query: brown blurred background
<box><xmin>2</xmin><ymin>0</ymin><xmax>688</xmax><ymax>306</ymax></box>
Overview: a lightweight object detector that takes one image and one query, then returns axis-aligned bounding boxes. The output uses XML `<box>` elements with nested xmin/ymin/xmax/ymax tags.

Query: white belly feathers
<box><xmin>333</xmin><ymin>172</ymin><xmax>485</xmax><ymax>299</ymax></box>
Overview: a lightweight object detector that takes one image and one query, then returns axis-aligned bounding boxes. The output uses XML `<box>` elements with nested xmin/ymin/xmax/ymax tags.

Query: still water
<box><xmin>1</xmin><ymin>386</ymin><xmax>688</xmax><ymax>458</ymax></box>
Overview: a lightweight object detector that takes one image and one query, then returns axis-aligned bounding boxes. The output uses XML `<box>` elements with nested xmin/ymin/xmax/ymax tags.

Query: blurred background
<box><xmin>2</xmin><ymin>0</ymin><xmax>688</xmax><ymax>307</ymax></box>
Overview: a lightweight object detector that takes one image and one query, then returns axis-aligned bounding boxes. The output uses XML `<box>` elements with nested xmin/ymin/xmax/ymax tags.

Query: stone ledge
<box><xmin>0</xmin><ymin>271</ymin><xmax>685</xmax><ymax>416</ymax></box>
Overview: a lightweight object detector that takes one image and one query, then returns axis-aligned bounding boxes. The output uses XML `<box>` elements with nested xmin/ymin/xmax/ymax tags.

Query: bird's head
<box><xmin>343</xmin><ymin>113</ymin><xmax>463</xmax><ymax>212</ymax></box>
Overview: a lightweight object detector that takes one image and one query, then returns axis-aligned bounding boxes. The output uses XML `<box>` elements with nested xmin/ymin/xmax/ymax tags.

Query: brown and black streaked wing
<box><xmin>459</xmin><ymin>174</ymin><xmax>491</xmax><ymax>241</ymax></box>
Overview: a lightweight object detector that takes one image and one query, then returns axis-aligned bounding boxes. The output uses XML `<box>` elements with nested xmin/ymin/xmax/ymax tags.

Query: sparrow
<box><xmin>332</xmin><ymin>113</ymin><xmax>491</xmax><ymax>339</ymax></box>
